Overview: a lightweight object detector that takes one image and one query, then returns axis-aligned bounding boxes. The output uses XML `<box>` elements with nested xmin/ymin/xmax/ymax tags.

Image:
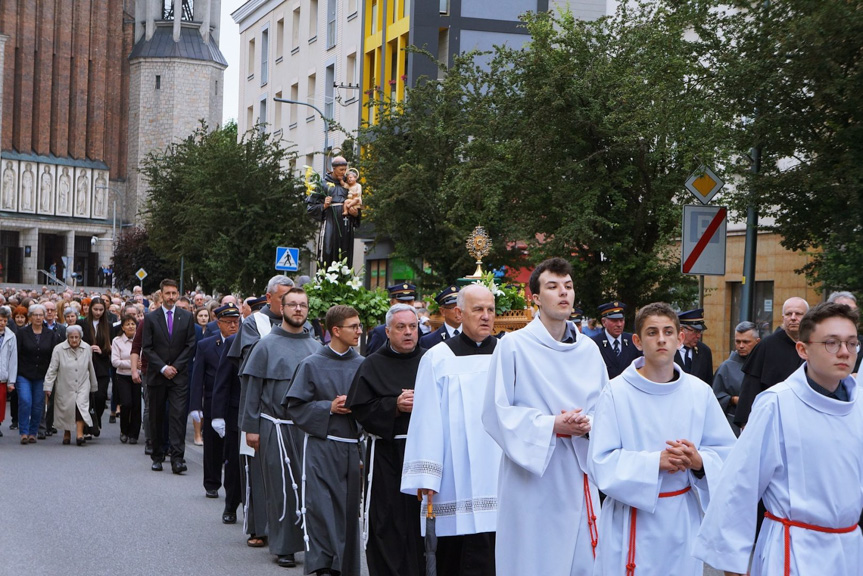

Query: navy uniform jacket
<box><xmin>591</xmin><ymin>331</ymin><xmax>642</xmax><ymax>380</ymax></box>
<box><xmin>674</xmin><ymin>342</ymin><xmax>714</xmax><ymax>385</ymax></box>
<box><xmin>189</xmin><ymin>333</ymin><xmax>225</xmax><ymax>417</ymax></box>
<box><xmin>366</xmin><ymin>324</ymin><xmax>387</xmax><ymax>356</ymax></box>
<box><xmin>210</xmin><ymin>334</ymin><xmax>242</xmax><ymax>432</ymax></box>
<box><xmin>419</xmin><ymin>324</ymin><xmax>453</xmax><ymax>349</ymax></box>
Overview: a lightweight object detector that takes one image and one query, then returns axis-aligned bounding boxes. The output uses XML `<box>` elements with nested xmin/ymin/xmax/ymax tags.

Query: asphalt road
<box><xmin>0</xmin><ymin>414</ymin><xmax>723</xmax><ymax>576</ymax></box>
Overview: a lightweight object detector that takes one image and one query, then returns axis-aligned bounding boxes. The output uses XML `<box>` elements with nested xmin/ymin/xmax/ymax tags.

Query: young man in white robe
<box><xmin>694</xmin><ymin>302</ymin><xmax>863</xmax><ymax>576</ymax></box>
<box><xmin>401</xmin><ymin>284</ymin><xmax>501</xmax><ymax>576</ymax></box>
<box><xmin>588</xmin><ymin>302</ymin><xmax>736</xmax><ymax>576</ymax></box>
<box><xmin>483</xmin><ymin>257</ymin><xmax>608</xmax><ymax>576</ymax></box>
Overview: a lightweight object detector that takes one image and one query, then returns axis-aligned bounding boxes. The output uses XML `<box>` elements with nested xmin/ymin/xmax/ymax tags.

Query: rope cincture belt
<box><xmin>555</xmin><ymin>432</ymin><xmax>598</xmax><ymax>558</ymax></box>
<box><xmin>362</xmin><ymin>434</ymin><xmax>409</xmax><ymax>550</ymax></box>
<box><xmin>260</xmin><ymin>414</ymin><xmax>301</xmax><ymax>524</ymax></box>
<box><xmin>300</xmin><ymin>432</ymin><xmax>363</xmax><ymax>552</ymax></box>
<box><xmin>626</xmin><ymin>485</ymin><xmax>692</xmax><ymax>576</ymax></box>
<box><xmin>764</xmin><ymin>510</ymin><xmax>860</xmax><ymax>576</ymax></box>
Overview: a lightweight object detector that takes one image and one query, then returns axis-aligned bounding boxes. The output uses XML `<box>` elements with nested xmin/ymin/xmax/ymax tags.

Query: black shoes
<box><xmin>120</xmin><ymin>435</ymin><xmax>128</xmax><ymax>444</ymax></box>
<box><xmin>205</xmin><ymin>489</ymin><xmax>219</xmax><ymax>498</ymax></box>
<box><xmin>151</xmin><ymin>461</ymin><xmax>163</xmax><ymax>471</ymax></box>
<box><xmin>144</xmin><ymin>441</ymin><xmax>153</xmax><ymax>455</ymax></box>
<box><xmin>277</xmin><ymin>555</ymin><xmax>297</xmax><ymax>568</ymax></box>
<box><xmin>0</xmin><ymin>428</ymin><xmax>3</xmax><ymax>437</ymax></box>
<box><xmin>109</xmin><ymin>413</ymin><xmax>116</xmax><ymax>423</ymax></box>
<box><xmin>222</xmin><ymin>511</ymin><xmax>237</xmax><ymax>524</ymax></box>
<box><xmin>10</xmin><ymin>422</ymin><xmax>17</xmax><ymax>430</ymax></box>
<box><xmin>171</xmin><ymin>461</ymin><xmax>187</xmax><ymax>475</ymax></box>
<box><xmin>76</xmin><ymin>437</ymin><xmax>85</xmax><ymax>446</ymax></box>
<box><xmin>129</xmin><ymin>437</ymin><xmax>138</xmax><ymax>445</ymax></box>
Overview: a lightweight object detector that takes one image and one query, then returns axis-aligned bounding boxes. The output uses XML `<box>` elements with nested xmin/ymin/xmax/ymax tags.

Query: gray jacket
<box><xmin>0</xmin><ymin>326</ymin><xmax>18</xmax><ymax>384</ymax></box>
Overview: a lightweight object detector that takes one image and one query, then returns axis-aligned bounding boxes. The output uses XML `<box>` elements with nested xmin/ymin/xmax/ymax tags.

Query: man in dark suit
<box><xmin>190</xmin><ymin>303</ymin><xmax>241</xmax><ymax>498</ymax></box>
<box><xmin>142</xmin><ymin>278</ymin><xmax>197</xmax><ymax>474</ymax></box>
<box><xmin>673</xmin><ymin>308</ymin><xmax>714</xmax><ymax>384</ymax></box>
<box><xmin>420</xmin><ymin>285</ymin><xmax>461</xmax><ymax>349</ymax></box>
<box><xmin>211</xmin><ymin>333</ymin><xmax>243</xmax><ymax>524</ymax></box>
<box><xmin>367</xmin><ymin>283</ymin><xmax>417</xmax><ymax>355</ymax></box>
<box><xmin>591</xmin><ymin>301</ymin><xmax>642</xmax><ymax>379</ymax></box>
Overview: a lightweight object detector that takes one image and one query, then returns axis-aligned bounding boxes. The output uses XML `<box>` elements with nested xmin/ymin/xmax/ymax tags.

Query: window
<box><xmin>155</xmin><ymin>75</ymin><xmax>161</xmax><ymax>89</ymax></box>
<box><xmin>274</xmin><ymin>91</ymin><xmax>283</xmax><ymax>129</ymax></box>
<box><xmin>729</xmin><ymin>281</ymin><xmax>775</xmax><ymax>351</ymax></box>
<box><xmin>258</xmin><ymin>97</ymin><xmax>268</xmax><ymax>132</ymax></box>
<box><xmin>276</xmin><ymin>18</ymin><xmax>284</xmax><ymax>61</ymax></box>
<box><xmin>289</xmin><ymin>83</ymin><xmax>299</xmax><ymax>128</ymax></box>
<box><xmin>260</xmin><ymin>28</ymin><xmax>269</xmax><ymax>85</ymax></box>
<box><xmin>346</xmin><ymin>53</ymin><xmax>357</xmax><ymax>87</ymax></box>
<box><xmin>307</xmin><ymin>73</ymin><xmax>317</xmax><ymax>121</ymax></box>
<box><xmin>246</xmin><ymin>105</ymin><xmax>254</xmax><ymax>130</ymax></box>
<box><xmin>367</xmin><ymin>259</ymin><xmax>388</xmax><ymax>290</ymax></box>
<box><xmin>347</xmin><ymin>0</ymin><xmax>357</xmax><ymax>18</ymax></box>
<box><xmin>292</xmin><ymin>8</ymin><xmax>301</xmax><ymax>52</ymax></box>
<box><xmin>305</xmin><ymin>154</ymin><xmax>315</xmax><ymax>172</ymax></box>
<box><xmin>309</xmin><ymin>0</ymin><xmax>318</xmax><ymax>41</ymax></box>
<box><xmin>326</xmin><ymin>0</ymin><xmax>337</xmax><ymax>49</ymax></box>
<box><xmin>439</xmin><ymin>0</ymin><xmax>449</xmax><ymax>15</ymax></box>
<box><xmin>324</xmin><ymin>64</ymin><xmax>335</xmax><ymax>120</ymax></box>
<box><xmin>371</xmin><ymin>0</ymin><xmax>378</xmax><ymax>34</ymax></box>
<box><xmin>247</xmin><ymin>38</ymin><xmax>255</xmax><ymax>80</ymax></box>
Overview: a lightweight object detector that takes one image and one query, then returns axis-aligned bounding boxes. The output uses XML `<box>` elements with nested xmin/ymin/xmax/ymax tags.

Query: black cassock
<box><xmin>347</xmin><ymin>343</ymin><xmax>426</xmax><ymax>576</ymax></box>
<box><xmin>307</xmin><ymin>173</ymin><xmax>361</xmax><ymax>268</ymax></box>
<box><xmin>734</xmin><ymin>327</ymin><xmax>803</xmax><ymax>427</ymax></box>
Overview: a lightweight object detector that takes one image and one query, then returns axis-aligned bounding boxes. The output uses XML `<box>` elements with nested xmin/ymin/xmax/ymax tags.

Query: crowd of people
<box><xmin>2</xmin><ymin>265</ymin><xmax>862</xmax><ymax>576</ymax></box>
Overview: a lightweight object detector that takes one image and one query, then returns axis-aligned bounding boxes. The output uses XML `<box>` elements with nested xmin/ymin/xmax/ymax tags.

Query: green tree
<box><xmin>360</xmin><ymin>3</ymin><xmax>727</xmax><ymax>312</ymax></box>
<box><xmin>112</xmin><ymin>226</ymin><xmax>174</xmax><ymax>292</ymax></box>
<box><xmin>716</xmin><ymin>0</ymin><xmax>863</xmax><ymax>293</ymax></box>
<box><xmin>141</xmin><ymin>121</ymin><xmax>316</xmax><ymax>294</ymax></box>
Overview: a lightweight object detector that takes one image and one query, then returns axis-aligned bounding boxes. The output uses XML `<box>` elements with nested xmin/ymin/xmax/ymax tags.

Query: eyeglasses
<box><xmin>806</xmin><ymin>339</ymin><xmax>860</xmax><ymax>354</ymax></box>
<box><xmin>283</xmin><ymin>302</ymin><xmax>309</xmax><ymax>309</ymax></box>
<box><xmin>336</xmin><ymin>323</ymin><xmax>363</xmax><ymax>331</ymax></box>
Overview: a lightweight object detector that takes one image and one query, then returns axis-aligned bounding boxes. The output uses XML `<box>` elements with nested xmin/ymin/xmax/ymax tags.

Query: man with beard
<box><xmin>285</xmin><ymin>305</ymin><xmax>365</xmax><ymax>576</ymax></box>
<box><xmin>401</xmin><ymin>284</ymin><xmax>502</xmax><ymax>576</ymax></box>
<box><xmin>347</xmin><ymin>304</ymin><xmax>426</xmax><ymax>576</ymax></box>
<box><xmin>189</xmin><ymin>303</ymin><xmax>241</xmax><ymax>498</ymax></box>
<box><xmin>306</xmin><ymin>156</ymin><xmax>361</xmax><ymax>268</ymax></box>
<box><xmin>241</xmin><ymin>288</ymin><xmax>320</xmax><ymax>568</ymax></box>
<box><xmin>228</xmin><ymin>274</ymin><xmax>295</xmax><ymax>548</ymax></box>
<box><xmin>735</xmin><ymin>296</ymin><xmax>809</xmax><ymax>428</ymax></box>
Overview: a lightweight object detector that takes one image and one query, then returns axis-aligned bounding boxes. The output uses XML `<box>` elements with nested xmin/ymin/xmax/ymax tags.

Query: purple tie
<box><xmin>167</xmin><ymin>310</ymin><xmax>173</xmax><ymax>336</ymax></box>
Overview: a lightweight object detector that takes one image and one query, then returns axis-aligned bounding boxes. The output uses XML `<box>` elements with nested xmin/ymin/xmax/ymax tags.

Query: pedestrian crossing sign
<box><xmin>275</xmin><ymin>247</ymin><xmax>299</xmax><ymax>271</ymax></box>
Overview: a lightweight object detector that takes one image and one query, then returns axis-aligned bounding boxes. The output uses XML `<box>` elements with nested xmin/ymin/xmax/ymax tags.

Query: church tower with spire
<box><xmin>127</xmin><ymin>0</ymin><xmax>227</xmax><ymax>221</ymax></box>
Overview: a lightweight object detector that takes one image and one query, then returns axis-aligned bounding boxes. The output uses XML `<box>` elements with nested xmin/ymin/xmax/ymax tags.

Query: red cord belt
<box><xmin>556</xmin><ymin>433</ymin><xmax>599</xmax><ymax>559</ymax></box>
<box><xmin>764</xmin><ymin>510</ymin><xmax>859</xmax><ymax>576</ymax></box>
<box><xmin>625</xmin><ymin>485</ymin><xmax>692</xmax><ymax>576</ymax></box>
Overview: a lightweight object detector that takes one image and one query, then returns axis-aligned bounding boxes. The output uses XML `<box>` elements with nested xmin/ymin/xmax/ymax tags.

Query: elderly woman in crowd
<box><xmin>63</xmin><ymin>307</ymin><xmax>78</xmax><ymax>328</ymax></box>
<box><xmin>0</xmin><ymin>306</ymin><xmax>18</xmax><ymax>438</ymax></box>
<box><xmin>111</xmin><ymin>315</ymin><xmax>141</xmax><ymax>444</ymax></box>
<box><xmin>15</xmin><ymin>304</ymin><xmax>60</xmax><ymax>443</ymax></box>
<box><xmin>12</xmin><ymin>305</ymin><xmax>27</xmax><ymax>329</ymax></box>
<box><xmin>78</xmin><ymin>298</ymin><xmax>115</xmax><ymax>433</ymax></box>
<box><xmin>44</xmin><ymin>325</ymin><xmax>98</xmax><ymax>446</ymax></box>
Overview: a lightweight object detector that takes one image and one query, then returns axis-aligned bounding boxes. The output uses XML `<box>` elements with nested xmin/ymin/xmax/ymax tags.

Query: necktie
<box><xmin>167</xmin><ymin>310</ymin><xmax>173</xmax><ymax>336</ymax></box>
<box><xmin>684</xmin><ymin>347</ymin><xmax>693</xmax><ymax>371</ymax></box>
<box><xmin>453</xmin><ymin>329</ymin><xmax>459</xmax><ymax>337</ymax></box>
<box><xmin>613</xmin><ymin>339</ymin><xmax>620</xmax><ymax>356</ymax></box>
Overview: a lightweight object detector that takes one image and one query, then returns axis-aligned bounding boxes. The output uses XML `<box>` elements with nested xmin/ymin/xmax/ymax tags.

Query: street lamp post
<box><xmin>273</xmin><ymin>96</ymin><xmax>331</xmax><ymax>176</ymax></box>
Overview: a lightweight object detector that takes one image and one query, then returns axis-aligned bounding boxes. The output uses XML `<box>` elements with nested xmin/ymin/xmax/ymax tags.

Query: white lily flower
<box><xmin>341</xmin><ymin>265</ymin><xmax>351</xmax><ymax>276</ymax></box>
<box><xmin>348</xmin><ymin>277</ymin><xmax>362</xmax><ymax>290</ymax></box>
<box><xmin>326</xmin><ymin>273</ymin><xmax>339</xmax><ymax>283</ymax></box>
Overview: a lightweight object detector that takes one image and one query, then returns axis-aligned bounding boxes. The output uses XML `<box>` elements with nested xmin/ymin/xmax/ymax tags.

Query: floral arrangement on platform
<box><xmin>305</xmin><ymin>258</ymin><xmax>390</xmax><ymax>329</ymax></box>
<box><xmin>428</xmin><ymin>272</ymin><xmax>528</xmax><ymax>315</ymax></box>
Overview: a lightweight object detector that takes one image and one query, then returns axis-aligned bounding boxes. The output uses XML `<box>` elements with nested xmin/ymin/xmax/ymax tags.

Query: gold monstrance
<box><xmin>465</xmin><ymin>226</ymin><xmax>492</xmax><ymax>278</ymax></box>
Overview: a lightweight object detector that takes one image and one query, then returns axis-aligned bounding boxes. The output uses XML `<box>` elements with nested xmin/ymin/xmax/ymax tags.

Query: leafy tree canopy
<box><xmin>112</xmin><ymin>226</ymin><xmax>174</xmax><ymax>293</ymax></box>
<box><xmin>141</xmin><ymin>121</ymin><xmax>316</xmax><ymax>295</ymax></box>
<box><xmin>358</xmin><ymin>2</ymin><xmax>731</xmax><ymax>312</ymax></box>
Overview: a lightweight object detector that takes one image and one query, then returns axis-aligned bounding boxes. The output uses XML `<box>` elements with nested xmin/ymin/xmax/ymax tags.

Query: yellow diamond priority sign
<box><xmin>685</xmin><ymin>165</ymin><xmax>724</xmax><ymax>205</ymax></box>
<box><xmin>135</xmin><ymin>268</ymin><xmax>148</xmax><ymax>281</ymax></box>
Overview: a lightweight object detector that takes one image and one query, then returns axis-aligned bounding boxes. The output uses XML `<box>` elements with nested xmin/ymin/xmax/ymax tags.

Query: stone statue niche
<box><xmin>38</xmin><ymin>164</ymin><xmax>55</xmax><ymax>215</ymax></box>
<box><xmin>74</xmin><ymin>168</ymin><xmax>92</xmax><ymax>218</ymax></box>
<box><xmin>19</xmin><ymin>163</ymin><xmax>36</xmax><ymax>213</ymax></box>
<box><xmin>1</xmin><ymin>160</ymin><xmax>17</xmax><ymax>211</ymax></box>
<box><xmin>56</xmin><ymin>167</ymin><xmax>73</xmax><ymax>216</ymax></box>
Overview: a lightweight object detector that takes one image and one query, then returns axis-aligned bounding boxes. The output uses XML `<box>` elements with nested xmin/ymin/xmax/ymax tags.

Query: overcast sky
<box><xmin>220</xmin><ymin>0</ymin><xmax>244</xmax><ymax>124</ymax></box>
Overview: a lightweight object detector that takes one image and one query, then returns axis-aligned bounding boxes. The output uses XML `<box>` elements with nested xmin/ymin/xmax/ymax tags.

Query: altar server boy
<box><xmin>695</xmin><ymin>302</ymin><xmax>863</xmax><ymax>576</ymax></box>
<box><xmin>588</xmin><ymin>302</ymin><xmax>736</xmax><ymax>575</ymax></box>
